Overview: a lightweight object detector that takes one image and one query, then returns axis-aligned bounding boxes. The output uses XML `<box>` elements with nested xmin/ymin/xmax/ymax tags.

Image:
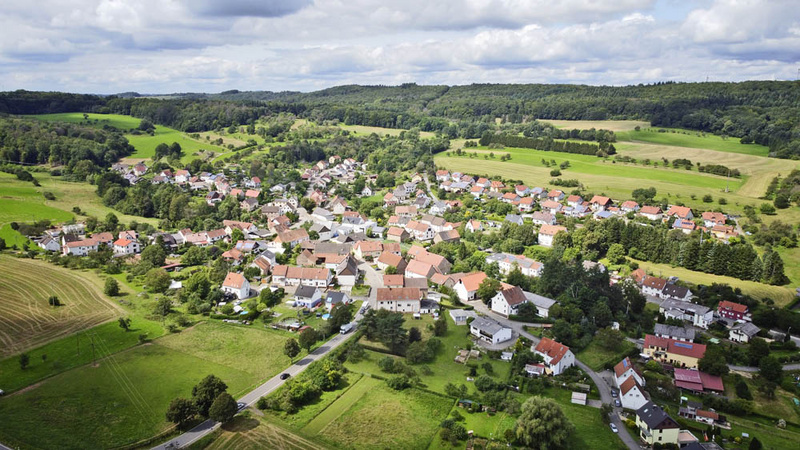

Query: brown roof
<box><xmin>642</xmin><ymin>276</ymin><xmax>667</xmax><ymax>290</ymax></box>
<box><xmin>406</xmin><ymin>259</ymin><xmax>436</xmax><ymax>278</ymax></box>
<box><xmin>590</xmin><ymin>195</ymin><xmax>612</xmax><ymax>206</ymax></box>
<box><xmin>458</xmin><ymin>272</ymin><xmax>487</xmax><ymax>292</ymax></box>
<box><xmin>630</xmin><ymin>268</ymin><xmax>647</xmax><ymax>284</ymax></box>
<box><xmin>614</xmin><ymin>357</ymin><xmax>638</xmax><ymax>378</ymax></box>
<box><xmin>539</xmin><ymin>224</ymin><xmax>567</xmax><ymax>236</ymax></box>
<box><xmin>253</xmin><ymin>256</ymin><xmax>271</xmax><ymax>272</ymax></box>
<box><xmin>534</xmin><ymin>337</ymin><xmax>571</xmax><ymax>366</ymax></box>
<box><xmin>383</xmin><ymin>274</ymin><xmax>404</xmax><ymax>287</ymax></box>
<box><xmin>666</xmin><ymin>205</ymin><xmax>692</xmax><ymax>219</ymax></box>
<box><xmin>644</xmin><ymin>335</ymin><xmax>706</xmax><ymax>359</ymax></box>
<box><xmin>92</xmin><ymin>232</ymin><xmax>114</xmax><ymax>242</ymax></box>
<box><xmin>378</xmin><ymin>251</ymin><xmax>404</xmax><ymax>267</ymax></box>
<box><xmin>387</xmin><ymin>226</ymin><xmax>407</xmax><ymax>237</ymax></box>
<box><xmin>276</xmin><ymin>228</ymin><xmax>309</xmax><ymax>243</ymax></box>
<box><xmin>113</xmin><ymin>238</ymin><xmax>132</xmax><ymax>247</ymax></box>
<box><xmin>619</xmin><ymin>375</ymin><xmax>641</xmax><ymax>396</ymax></box>
<box><xmin>640</xmin><ymin>205</ymin><xmax>662</xmax><ymax>215</ymax></box>
<box><xmin>223</xmin><ymin>272</ymin><xmax>247</xmax><ymax>289</ymax></box>
<box><xmin>696</xmin><ymin>409</ymin><xmax>719</xmax><ymax>420</ymax></box>
<box><xmin>355</xmin><ymin>240</ymin><xmax>383</xmax><ymax>253</ymax></box>
<box><xmin>376</xmin><ymin>287</ymin><xmax>421</xmax><ymax>301</ymax></box>
<box><xmin>499</xmin><ymin>285</ymin><xmax>527</xmax><ymax>306</ymax></box>
<box><xmin>272</xmin><ymin>265</ymin><xmax>330</xmax><ymax>281</ymax></box>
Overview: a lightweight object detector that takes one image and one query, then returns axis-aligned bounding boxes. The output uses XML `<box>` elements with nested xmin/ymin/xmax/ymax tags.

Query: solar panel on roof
<box><xmin>622</xmin><ymin>359</ymin><xmax>628</xmax><ymax>368</ymax></box>
<box><xmin>674</xmin><ymin>342</ymin><xmax>693</xmax><ymax>349</ymax></box>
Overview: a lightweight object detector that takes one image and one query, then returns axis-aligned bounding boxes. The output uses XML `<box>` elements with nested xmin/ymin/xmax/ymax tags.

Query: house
<box><xmin>272</xmin><ymin>229</ymin><xmax>310</xmax><ymax>251</ymax></box>
<box><xmin>666</xmin><ymin>205</ymin><xmax>693</xmax><ymax>220</ymax></box>
<box><xmin>375</xmin><ymin>287</ymin><xmax>422</xmax><ymax>313</ymax></box>
<box><xmin>470</xmin><ymin>317</ymin><xmax>513</xmax><ymax>345</ymax></box>
<box><xmin>530</xmin><ymin>211</ymin><xmax>556</xmax><ymax>226</ymax></box>
<box><xmin>395</xmin><ymin>205</ymin><xmax>417</xmax><ymax>218</ymax></box>
<box><xmin>174</xmin><ymin>169</ymin><xmax>190</xmax><ymax>183</ymax></box>
<box><xmin>502</xmin><ymin>192</ymin><xmax>520</xmax><ymax>204</ymax></box>
<box><xmin>434</xmin><ymin>229</ymin><xmax>460</xmax><ymax>244</ymax></box>
<box><xmin>537</xmin><ymin>224</ymin><xmax>567</xmax><ymax>247</ymax></box>
<box><xmin>566</xmin><ymin>195</ymin><xmax>583</xmax><ymax>207</ymax></box>
<box><xmin>271</xmin><ymin>265</ymin><xmax>332</xmax><ymax>288</ymax></box>
<box><xmin>701</xmin><ymin>211</ymin><xmax>726</xmax><ymax>228</ymax></box>
<box><xmin>360</xmin><ymin>185</ymin><xmax>373</xmax><ymax>197</ymax></box>
<box><xmin>654</xmin><ymin>324</ymin><xmax>695</xmax><ymax>342</ymax></box>
<box><xmin>251</xmin><ymin>255</ymin><xmax>273</xmax><ymax>275</ymax></box>
<box><xmin>589</xmin><ymin>195</ymin><xmax>613</xmax><ymax>211</ymax></box>
<box><xmin>386</xmin><ymin>227</ymin><xmax>409</xmax><ymax>242</ymax></box>
<box><xmin>435</xmin><ymin>169</ymin><xmax>450</xmax><ymax>181</ymax></box>
<box><xmin>294</xmin><ymin>285</ymin><xmax>323</xmax><ymax>308</ymax></box>
<box><xmin>673</xmin><ymin>368</ymin><xmax>725</xmax><ymax>394</ymax></box>
<box><xmin>466</xmin><ymin>220</ymin><xmax>482</xmax><ymax>233</ymax></box>
<box><xmin>383</xmin><ymin>274</ymin><xmax>405</xmax><ymax>288</ymax></box>
<box><xmin>518</xmin><ymin>197</ymin><xmax>535</xmax><ymax>212</ymax></box>
<box><xmin>638</xmin><ymin>205</ymin><xmax>663</xmax><ymax>221</ymax></box>
<box><xmin>414</xmin><ymin>250</ymin><xmax>452</xmax><ymax>274</ymax></box>
<box><xmin>490</xmin><ymin>285</ymin><xmax>528</xmax><ymax>317</ymax></box>
<box><xmin>547</xmin><ymin>189</ymin><xmax>565</xmax><ymax>201</ymax></box>
<box><xmin>221</xmin><ymin>272</ymin><xmax>250</xmax><ymax>300</ymax></box>
<box><xmin>635</xmin><ymin>402</ymin><xmax>680</xmax><ymax>446</ymax></box>
<box><xmin>660</xmin><ymin>299</ymin><xmax>714</xmax><ymax>329</ymax></box>
<box><xmin>324</xmin><ymin>291</ymin><xmax>351</xmax><ymax>311</ymax></box>
<box><xmin>504</xmin><ymin>214</ymin><xmax>524</xmax><ymax>226</ymax></box>
<box><xmin>377</xmin><ymin>251</ymin><xmax>407</xmax><ymax>272</ymax></box>
<box><xmin>614</xmin><ymin>357</ymin><xmax>645</xmax><ymax>387</ymax></box>
<box><xmin>37</xmin><ymin>236</ymin><xmax>61</xmax><ymax>252</ymax></box>
<box><xmin>240</xmin><ymin>198</ymin><xmax>259</xmax><ymax>212</ymax></box>
<box><xmin>92</xmin><ymin>232</ymin><xmax>115</xmax><ymax>247</ymax></box>
<box><xmin>312</xmin><ymin>207</ymin><xmax>335</xmax><ymax>224</ymax></box>
<box><xmin>405</xmin><ymin>221</ymin><xmax>434</xmax><ymax>241</ymax></box>
<box><xmin>485</xmin><ymin>253</ymin><xmax>543</xmax><ymax>277</ymax></box>
<box><xmin>335</xmin><ymin>258</ymin><xmax>360</xmax><ymax>286</ymax></box>
<box><xmin>353</xmin><ymin>240</ymin><xmax>384</xmax><ymax>260</ymax></box>
<box><xmin>620</xmin><ymin>200</ymin><xmax>640</xmax><ymax>213</ymax></box>
<box><xmin>641</xmin><ymin>276</ymin><xmax>668</xmax><ymax>297</ymax></box>
<box><xmin>672</xmin><ymin>218</ymin><xmax>697</xmax><ymax>234</ymax></box>
<box><xmin>221</xmin><ymin>248</ymin><xmax>245</xmax><ymax>266</ymax></box>
<box><xmin>619</xmin><ymin>376</ymin><xmax>649</xmax><ymax>411</ymax></box>
<box><xmin>449</xmin><ymin>308</ymin><xmax>478</xmax><ymax>326</ymax></box>
<box><xmin>661</xmin><ymin>283</ymin><xmax>693</xmax><ymax>302</ymax></box>
<box><xmin>515</xmin><ymin>185</ymin><xmax>530</xmax><ymax>196</ymax></box>
<box><xmin>695</xmin><ymin>409</ymin><xmax>720</xmax><ymax>426</ymax></box>
<box><xmin>643</xmin><ymin>335</ymin><xmax>706</xmax><ymax>369</ymax></box>
<box><xmin>405</xmin><ymin>259</ymin><xmax>437</xmax><ymax>279</ymax></box>
<box><xmin>524</xmin><ymin>364</ymin><xmax>546</xmax><ymax>377</ymax></box>
<box><xmin>523</xmin><ymin>291</ymin><xmax>557</xmax><ymax>318</ymax></box>
<box><xmin>717</xmin><ymin>300</ymin><xmax>751</xmax><ymax>322</ymax></box>
<box><xmin>532</xmin><ymin>337</ymin><xmax>575</xmax><ymax>376</ymax></box>
<box><xmin>454</xmin><ymin>272</ymin><xmax>488</xmax><ymax>302</ymax></box>
<box><xmin>729</xmin><ymin>322</ymin><xmax>760</xmax><ymax>343</ymax></box>
<box><xmin>329</xmin><ymin>197</ymin><xmax>348</xmax><ymax>215</ymax></box>
<box><xmin>540</xmin><ymin>200</ymin><xmax>562</xmax><ymax>215</ymax></box>
<box><xmin>429</xmin><ymin>200</ymin><xmax>450</xmax><ymax>216</ymax></box>
<box><xmin>629</xmin><ymin>268</ymin><xmax>647</xmax><ymax>285</ymax></box>
<box><xmin>62</xmin><ymin>239</ymin><xmax>98</xmax><ymax>256</ymax></box>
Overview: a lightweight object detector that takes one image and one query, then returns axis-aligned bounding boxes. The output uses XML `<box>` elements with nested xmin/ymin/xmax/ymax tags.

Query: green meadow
<box><xmin>617</xmin><ymin>127</ymin><xmax>769</xmax><ymax>156</ymax></box>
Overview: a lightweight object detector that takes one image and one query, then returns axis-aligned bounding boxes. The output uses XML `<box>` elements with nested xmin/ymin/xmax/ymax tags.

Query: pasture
<box><xmin>32</xmin><ymin>113</ymin><xmax>228</xmax><ymax>162</ymax></box>
<box><xmin>633</xmin><ymin>259</ymin><xmax>795</xmax><ymax>306</ymax></box>
<box><xmin>0</xmin><ymin>342</ymin><xmax>255</xmax><ymax>450</ymax></box>
<box><xmin>540</xmin><ymin>119</ymin><xmax>650</xmax><ymax>132</ymax></box>
<box><xmin>318</xmin><ymin>383</ymin><xmax>452</xmax><ymax>449</ymax></box>
<box><xmin>0</xmin><ymin>255</ymin><xmax>123</xmax><ymax>358</ymax></box>
<box><xmin>617</xmin><ymin>127</ymin><xmax>769</xmax><ymax>156</ymax></box>
<box><xmin>0</xmin><ymin>224</ymin><xmax>36</xmax><ymax>250</ymax></box>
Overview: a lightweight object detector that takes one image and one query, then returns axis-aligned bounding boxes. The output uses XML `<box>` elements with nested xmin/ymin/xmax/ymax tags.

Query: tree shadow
<box><xmin>221</xmin><ymin>417</ymin><xmax>259</xmax><ymax>432</ymax></box>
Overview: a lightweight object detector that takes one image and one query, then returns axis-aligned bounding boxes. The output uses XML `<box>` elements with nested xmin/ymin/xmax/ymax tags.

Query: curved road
<box><xmin>467</xmin><ymin>300</ymin><xmax>641</xmax><ymax>450</ymax></box>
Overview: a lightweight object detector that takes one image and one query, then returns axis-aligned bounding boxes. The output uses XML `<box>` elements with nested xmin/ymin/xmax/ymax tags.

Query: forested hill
<box><xmin>1</xmin><ymin>80</ymin><xmax>799</xmax><ymax>157</ymax></box>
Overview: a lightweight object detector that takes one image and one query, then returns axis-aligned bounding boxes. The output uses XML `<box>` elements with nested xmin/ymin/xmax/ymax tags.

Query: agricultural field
<box><xmin>316</xmin><ymin>381</ymin><xmax>452</xmax><ymax>449</ymax></box>
<box><xmin>31</xmin><ymin>113</ymin><xmax>228</xmax><ymax>162</ymax></box>
<box><xmin>633</xmin><ymin>259</ymin><xmax>796</xmax><ymax>306</ymax></box>
<box><xmin>0</xmin><ymin>255</ymin><xmax>124</xmax><ymax>358</ymax></box>
<box><xmin>339</xmin><ymin>123</ymin><xmax>437</xmax><ymax>139</ymax></box>
<box><xmin>204</xmin><ymin>416</ymin><xmax>325</xmax><ymax>450</ymax></box>
<box><xmin>540</xmin><ymin>119</ymin><xmax>650</xmax><ymax>132</ymax></box>
<box><xmin>0</xmin><ymin>320</ymin><xmax>290</xmax><ymax>449</ymax></box>
<box><xmin>617</xmin><ymin>127</ymin><xmax>769</xmax><ymax>156</ymax></box>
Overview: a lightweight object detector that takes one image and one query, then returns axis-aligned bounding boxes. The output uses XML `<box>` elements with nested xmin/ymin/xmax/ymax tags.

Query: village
<box><xmin>19</xmin><ymin>150</ymin><xmax>799</xmax><ymax>450</ymax></box>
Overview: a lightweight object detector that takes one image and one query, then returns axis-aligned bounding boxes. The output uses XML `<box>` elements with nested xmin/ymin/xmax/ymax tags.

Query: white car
<box><xmin>610</xmin><ymin>423</ymin><xmax>618</xmax><ymax>433</ymax></box>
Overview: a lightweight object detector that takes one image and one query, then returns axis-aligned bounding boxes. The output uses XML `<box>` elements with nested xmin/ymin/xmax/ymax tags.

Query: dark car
<box><xmin>614</xmin><ymin>399</ymin><xmax>622</xmax><ymax>408</ymax></box>
<box><xmin>280</xmin><ymin>373</ymin><xmax>291</xmax><ymax>380</ymax></box>
<box><xmin>610</xmin><ymin>389</ymin><xmax>618</xmax><ymax>398</ymax></box>
<box><xmin>236</xmin><ymin>402</ymin><xmax>246</xmax><ymax>411</ymax></box>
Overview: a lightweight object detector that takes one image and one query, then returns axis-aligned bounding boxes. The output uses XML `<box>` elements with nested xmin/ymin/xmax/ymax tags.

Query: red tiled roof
<box><xmin>645</xmin><ymin>335</ymin><xmax>706</xmax><ymax>359</ymax></box>
<box><xmin>535</xmin><ymin>337</ymin><xmax>571</xmax><ymax>366</ymax></box>
<box><xmin>666</xmin><ymin>205</ymin><xmax>692</xmax><ymax>219</ymax></box>
<box><xmin>376</xmin><ymin>287</ymin><xmax>421</xmax><ymax>301</ymax></box>
<box><xmin>642</xmin><ymin>276</ymin><xmax>667</xmax><ymax>290</ymax></box>
<box><xmin>458</xmin><ymin>272</ymin><xmax>487</xmax><ymax>292</ymax></box>
<box><xmin>590</xmin><ymin>195</ymin><xmax>612</xmax><ymax>205</ymax></box>
<box><xmin>539</xmin><ymin>224</ymin><xmax>567</xmax><ymax>236</ymax></box>
<box><xmin>640</xmin><ymin>205</ymin><xmax>662</xmax><ymax>215</ymax></box>
<box><xmin>223</xmin><ymin>272</ymin><xmax>247</xmax><ymax>289</ymax></box>
<box><xmin>718</xmin><ymin>300</ymin><xmax>748</xmax><ymax>314</ymax></box>
<box><xmin>620</xmin><ymin>375</ymin><xmax>641</xmax><ymax>396</ymax></box>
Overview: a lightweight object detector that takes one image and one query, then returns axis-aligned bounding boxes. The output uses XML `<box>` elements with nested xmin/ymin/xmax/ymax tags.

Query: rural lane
<box><xmin>466</xmin><ymin>300</ymin><xmax>641</xmax><ymax>450</ymax></box>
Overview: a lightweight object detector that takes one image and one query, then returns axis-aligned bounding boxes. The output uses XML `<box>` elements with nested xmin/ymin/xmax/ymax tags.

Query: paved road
<box><xmin>466</xmin><ymin>301</ymin><xmax>640</xmax><ymax>450</ymax></box>
<box><xmin>422</xmin><ymin>172</ymin><xmax>439</xmax><ymax>203</ymax></box>
<box><xmin>0</xmin><ymin>441</ymin><xmax>15</xmax><ymax>450</ymax></box>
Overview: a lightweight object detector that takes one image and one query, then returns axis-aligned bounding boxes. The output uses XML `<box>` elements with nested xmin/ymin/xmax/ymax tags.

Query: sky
<box><xmin>0</xmin><ymin>0</ymin><xmax>798</xmax><ymax>94</ymax></box>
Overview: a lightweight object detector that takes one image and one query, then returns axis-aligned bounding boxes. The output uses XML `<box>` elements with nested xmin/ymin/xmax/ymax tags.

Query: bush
<box><xmin>387</xmin><ymin>375</ymin><xmax>412</xmax><ymax>390</ymax></box>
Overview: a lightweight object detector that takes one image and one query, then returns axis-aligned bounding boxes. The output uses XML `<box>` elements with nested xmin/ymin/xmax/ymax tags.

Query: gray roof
<box><xmin>636</xmin><ymin>402</ymin><xmax>679</xmax><ymax>430</ymax></box>
<box><xmin>654</xmin><ymin>323</ymin><xmax>696</xmax><ymax>341</ymax></box>
<box><xmin>504</xmin><ymin>214</ymin><xmax>524</xmax><ymax>225</ymax></box>
<box><xmin>524</xmin><ymin>291</ymin><xmax>557</xmax><ymax>310</ymax></box>
<box><xmin>294</xmin><ymin>285</ymin><xmax>318</xmax><ymax>300</ymax></box>
<box><xmin>325</xmin><ymin>291</ymin><xmax>348</xmax><ymax>303</ymax></box>
<box><xmin>470</xmin><ymin>317</ymin><xmax>509</xmax><ymax>336</ymax></box>
<box><xmin>662</xmin><ymin>283</ymin><xmax>692</xmax><ymax>299</ymax></box>
<box><xmin>660</xmin><ymin>299</ymin><xmax>710</xmax><ymax>315</ymax></box>
<box><xmin>731</xmin><ymin>321</ymin><xmax>760</xmax><ymax>337</ymax></box>
<box><xmin>420</xmin><ymin>299</ymin><xmax>438</xmax><ymax>310</ymax></box>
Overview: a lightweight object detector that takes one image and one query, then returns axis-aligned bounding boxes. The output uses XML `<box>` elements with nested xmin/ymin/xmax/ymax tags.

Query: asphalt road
<box><xmin>467</xmin><ymin>301</ymin><xmax>641</xmax><ymax>450</ymax></box>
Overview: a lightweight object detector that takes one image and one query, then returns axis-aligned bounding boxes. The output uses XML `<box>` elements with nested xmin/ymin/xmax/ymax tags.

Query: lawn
<box><xmin>576</xmin><ymin>339</ymin><xmax>636</xmax><ymax>372</ymax></box>
<box><xmin>204</xmin><ymin>415</ymin><xmax>325</xmax><ymax>450</ymax></box>
<box><xmin>156</xmin><ymin>321</ymin><xmax>290</xmax><ymax>380</ymax></box>
<box><xmin>0</xmin><ymin>342</ymin><xmax>255</xmax><ymax>450</ymax></box>
<box><xmin>0</xmin><ymin>255</ymin><xmax>125</xmax><ymax>358</ymax></box>
<box><xmin>548</xmin><ymin>388</ymin><xmax>626</xmax><ymax>449</ymax></box>
<box><xmin>617</xmin><ymin>127</ymin><xmax>769</xmax><ymax>156</ymax></box>
<box><xmin>346</xmin><ymin>314</ymin><xmax>512</xmax><ymax>394</ymax></box>
<box><xmin>0</xmin><ymin>173</ymin><xmax>74</xmax><ymax>224</ymax></box>
<box><xmin>318</xmin><ymin>382</ymin><xmax>453</xmax><ymax>449</ymax></box>
<box><xmin>32</xmin><ymin>113</ymin><xmax>227</xmax><ymax>162</ymax></box>
<box><xmin>540</xmin><ymin>119</ymin><xmax>650</xmax><ymax>132</ymax></box>
<box><xmin>633</xmin><ymin>259</ymin><xmax>796</xmax><ymax>307</ymax></box>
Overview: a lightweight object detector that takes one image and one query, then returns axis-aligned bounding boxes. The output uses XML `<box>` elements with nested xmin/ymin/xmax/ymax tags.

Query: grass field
<box><xmin>340</xmin><ymin>124</ymin><xmax>436</xmax><ymax>139</ymax></box>
<box><xmin>576</xmin><ymin>340</ymin><xmax>636</xmax><ymax>372</ymax></box>
<box><xmin>301</xmin><ymin>375</ymin><xmax>375</xmax><ymax>435</ymax></box>
<box><xmin>540</xmin><ymin>119</ymin><xmax>650</xmax><ymax>132</ymax></box>
<box><xmin>0</xmin><ymin>224</ymin><xmax>37</xmax><ymax>250</ymax></box>
<box><xmin>617</xmin><ymin>127</ymin><xmax>769</xmax><ymax>156</ymax></box>
<box><xmin>546</xmin><ymin>389</ymin><xmax>626</xmax><ymax>449</ymax></box>
<box><xmin>156</xmin><ymin>321</ymin><xmax>290</xmax><ymax>379</ymax></box>
<box><xmin>0</xmin><ymin>342</ymin><xmax>255</xmax><ymax>450</ymax></box>
<box><xmin>32</xmin><ymin>113</ymin><xmax>227</xmax><ymax>162</ymax></box>
<box><xmin>318</xmin><ymin>382</ymin><xmax>452</xmax><ymax>449</ymax></box>
<box><xmin>633</xmin><ymin>259</ymin><xmax>795</xmax><ymax>306</ymax></box>
<box><xmin>0</xmin><ymin>255</ymin><xmax>124</xmax><ymax>357</ymax></box>
<box><xmin>205</xmin><ymin>416</ymin><xmax>325</xmax><ymax>450</ymax></box>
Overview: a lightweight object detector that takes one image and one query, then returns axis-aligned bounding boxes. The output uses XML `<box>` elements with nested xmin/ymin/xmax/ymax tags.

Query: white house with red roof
<box><xmin>620</xmin><ymin>201</ymin><xmax>640</xmax><ymax>213</ymax></box>
<box><xmin>638</xmin><ymin>205</ymin><xmax>663</xmax><ymax>221</ymax></box>
<box><xmin>113</xmin><ymin>238</ymin><xmax>140</xmax><ymax>256</ymax></box>
<box><xmin>538</xmin><ymin>224</ymin><xmax>567</xmax><ymax>247</ymax></box>
<box><xmin>221</xmin><ymin>272</ymin><xmax>250</xmax><ymax>299</ymax></box>
<box><xmin>619</xmin><ymin>376</ymin><xmax>648</xmax><ymax>411</ymax></box>
<box><xmin>490</xmin><ymin>284</ymin><xmax>528</xmax><ymax>317</ymax></box>
<box><xmin>614</xmin><ymin>357</ymin><xmax>645</xmax><ymax>387</ymax></box>
<box><xmin>454</xmin><ymin>272</ymin><xmax>488</xmax><ymax>302</ymax></box>
<box><xmin>532</xmin><ymin>337</ymin><xmax>575</xmax><ymax>375</ymax></box>
<box><xmin>666</xmin><ymin>205</ymin><xmax>693</xmax><ymax>220</ymax></box>
<box><xmin>589</xmin><ymin>195</ymin><xmax>613</xmax><ymax>211</ymax></box>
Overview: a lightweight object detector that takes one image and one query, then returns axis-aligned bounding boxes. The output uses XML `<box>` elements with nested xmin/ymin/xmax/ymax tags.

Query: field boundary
<box><xmin>301</xmin><ymin>374</ymin><xmax>375</xmax><ymax>435</ymax></box>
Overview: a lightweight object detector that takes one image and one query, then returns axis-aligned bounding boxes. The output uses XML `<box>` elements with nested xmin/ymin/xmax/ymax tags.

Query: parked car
<box><xmin>280</xmin><ymin>373</ymin><xmax>291</xmax><ymax>380</ymax></box>
<box><xmin>610</xmin><ymin>423</ymin><xmax>618</xmax><ymax>433</ymax></box>
<box><xmin>610</xmin><ymin>389</ymin><xmax>618</xmax><ymax>398</ymax></box>
<box><xmin>614</xmin><ymin>399</ymin><xmax>622</xmax><ymax>407</ymax></box>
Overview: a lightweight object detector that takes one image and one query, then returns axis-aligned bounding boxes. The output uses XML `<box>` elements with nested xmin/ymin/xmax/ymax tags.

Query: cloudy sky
<box><xmin>0</xmin><ymin>0</ymin><xmax>798</xmax><ymax>94</ymax></box>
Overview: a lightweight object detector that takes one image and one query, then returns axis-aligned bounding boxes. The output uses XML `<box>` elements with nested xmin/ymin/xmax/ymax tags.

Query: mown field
<box><xmin>540</xmin><ymin>119</ymin><xmax>650</xmax><ymax>132</ymax></box>
<box><xmin>617</xmin><ymin>127</ymin><xmax>769</xmax><ymax>156</ymax></box>
<box><xmin>339</xmin><ymin>123</ymin><xmax>437</xmax><ymax>139</ymax></box>
<box><xmin>205</xmin><ymin>416</ymin><xmax>325</xmax><ymax>450</ymax></box>
<box><xmin>0</xmin><ymin>321</ymin><xmax>289</xmax><ymax>449</ymax></box>
<box><xmin>0</xmin><ymin>255</ymin><xmax>123</xmax><ymax>357</ymax></box>
<box><xmin>32</xmin><ymin>113</ymin><xmax>227</xmax><ymax>162</ymax></box>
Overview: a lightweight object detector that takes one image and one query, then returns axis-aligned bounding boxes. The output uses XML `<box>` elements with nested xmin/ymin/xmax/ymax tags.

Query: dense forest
<box><xmin>1</xmin><ymin>80</ymin><xmax>799</xmax><ymax>157</ymax></box>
